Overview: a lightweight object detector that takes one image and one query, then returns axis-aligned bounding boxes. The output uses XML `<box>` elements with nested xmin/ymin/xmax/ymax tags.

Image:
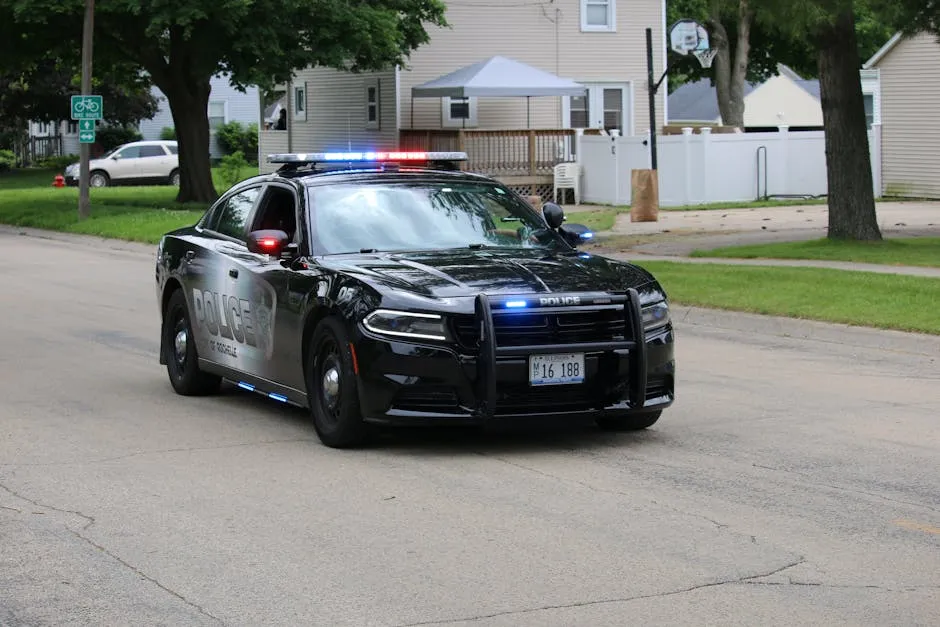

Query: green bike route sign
<box><xmin>71</xmin><ymin>95</ymin><xmax>102</xmax><ymax>120</ymax></box>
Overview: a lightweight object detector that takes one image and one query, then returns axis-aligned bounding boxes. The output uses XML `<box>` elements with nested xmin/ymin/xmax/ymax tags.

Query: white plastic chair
<box><xmin>553</xmin><ymin>162</ymin><xmax>581</xmax><ymax>205</ymax></box>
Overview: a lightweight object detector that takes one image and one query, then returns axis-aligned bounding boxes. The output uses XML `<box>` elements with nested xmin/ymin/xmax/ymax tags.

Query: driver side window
<box><xmin>251</xmin><ymin>186</ymin><xmax>299</xmax><ymax>243</ymax></box>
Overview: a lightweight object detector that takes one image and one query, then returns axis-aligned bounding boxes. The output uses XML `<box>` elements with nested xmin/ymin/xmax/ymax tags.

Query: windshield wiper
<box><xmin>468</xmin><ymin>243</ymin><xmax>486</xmax><ymax>250</ymax></box>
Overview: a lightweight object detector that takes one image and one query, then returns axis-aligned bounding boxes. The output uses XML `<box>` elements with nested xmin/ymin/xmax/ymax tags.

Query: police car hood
<box><xmin>320</xmin><ymin>248</ymin><xmax>656</xmax><ymax>299</ymax></box>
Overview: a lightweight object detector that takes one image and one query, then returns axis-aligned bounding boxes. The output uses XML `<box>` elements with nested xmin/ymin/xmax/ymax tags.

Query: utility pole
<box><xmin>78</xmin><ymin>0</ymin><xmax>95</xmax><ymax>219</ymax></box>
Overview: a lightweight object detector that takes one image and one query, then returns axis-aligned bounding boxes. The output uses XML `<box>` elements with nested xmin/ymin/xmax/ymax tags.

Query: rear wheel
<box><xmin>162</xmin><ymin>289</ymin><xmax>221</xmax><ymax>396</ymax></box>
<box><xmin>306</xmin><ymin>317</ymin><xmax>369</xmax><ymax>448</ymax></box>
<box><xmin>169</xmin><ymin>169</ymin><xmax>180</xmax><ymax>186</ymax></box>
<box><xmin>596</xmin><ymin>410</ymin><xmax>662</xmax><ymax>432</ymax></box>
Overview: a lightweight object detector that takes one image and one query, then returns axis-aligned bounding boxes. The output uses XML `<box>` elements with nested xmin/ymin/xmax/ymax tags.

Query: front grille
<box><xmin>495</xmin><ymin>382</ymin><xmax>598</xmax><ymax>414</ymax></box>
<box><xmin>391</xmin><ymin>385</ymin><xmax>460</xmax><ymax>413</ymax></box>
<box><xmin>452</xmin><ymin>307</ymin><xmax>627</xmax><ymax>351</ymax></box>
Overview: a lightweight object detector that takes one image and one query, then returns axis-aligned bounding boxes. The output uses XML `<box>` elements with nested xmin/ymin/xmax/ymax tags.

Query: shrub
<box><xmin>35</xmin><ymin>154</ymin><xmax>79</xmax><ymax>170</ymax></box>
<box><xmin>216</xmin><ymin>121</ymin><xmax>258</xmax><ymax>162</ymax></box>
<box><xmin>160</xmin><ymin>127</ymin><xmax>176</xmax><ymax>140</ymax></box>
<box><xmin>219</xmin><ymin>150</ymin><xmax>249</xmax><ymax>189</ymax></box>
<box><xmin>96</xmin><ymin>126</ymin><xmax>143</xmax><ymax>152</ymax></box>
<box><xmin>0</xmin><ymin>149</ymin><xmax>15</xmax><ymax>173</ymax></box>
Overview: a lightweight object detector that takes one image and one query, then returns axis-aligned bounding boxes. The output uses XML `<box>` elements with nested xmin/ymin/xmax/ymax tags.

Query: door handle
<box><xmin>229</xmin><ymin>268</ymin><xmax>239</xmax><ymax>279</ymax></box>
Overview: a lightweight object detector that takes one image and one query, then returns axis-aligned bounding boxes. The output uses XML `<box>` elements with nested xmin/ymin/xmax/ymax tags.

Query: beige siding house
<box><xmin>258</xmin><ymin>0</ymin><xmax>667</xmax><ymax>181</ymax></box>
<box><xmin>864</xmin><ymin>32</ymin><xmax>940</xmax><ymax>198</ymax></box>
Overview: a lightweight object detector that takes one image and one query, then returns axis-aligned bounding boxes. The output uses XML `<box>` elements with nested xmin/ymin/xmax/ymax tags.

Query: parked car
<box><xmin>64</xmin><ymin>140</ymin><xmax>180</xmax><ymax>187</ymax></box>
<box><xmin>154</xmin><ymin>150</ymin><xmax>676</xmax><ymax>448</ymax></box>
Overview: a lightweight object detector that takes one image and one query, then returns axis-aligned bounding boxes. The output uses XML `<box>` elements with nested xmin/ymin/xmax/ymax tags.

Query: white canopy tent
<box><xmin>409</xmin><ymin>56</ymin><xmax>586</xmax><ymax>127</ymax></box>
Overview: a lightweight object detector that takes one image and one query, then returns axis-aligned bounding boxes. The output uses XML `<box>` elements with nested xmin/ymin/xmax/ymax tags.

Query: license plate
<box><xmin>529</xmin><ymin>353</ymin><xmax>585</xmax><ymax>386</ymax></box>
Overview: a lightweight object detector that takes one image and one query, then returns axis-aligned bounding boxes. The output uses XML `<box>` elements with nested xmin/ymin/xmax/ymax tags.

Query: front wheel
<box><xmin>89</xmin><ymin>171</ymin><xmax>110</xmax><ymax>187</ymax></box>
<box><xmin>162</xmin><ymin>289</ymin><xmax>221</xmax><ymax>396</ymax></box>
<box><xmin>596</xmin><ymin>410</ymin><xmax>662</xmax><ymax>432</ymax></box>
<box><xmin>306</xmin><ymin>317</ymin><xmax>370</xmax><ymax>448</ymax></box>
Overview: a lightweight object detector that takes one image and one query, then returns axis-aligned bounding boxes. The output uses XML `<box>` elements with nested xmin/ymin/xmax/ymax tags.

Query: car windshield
<box><xmin>308</xmin><ymin>180</ymin><xmax>566</xmax><ymax>255</ymax></box>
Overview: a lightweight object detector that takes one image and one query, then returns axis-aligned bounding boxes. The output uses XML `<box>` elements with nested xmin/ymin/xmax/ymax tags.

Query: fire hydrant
<box><xmin>53</xmin><ymin>174</ymin><xmax>65</xmax><ymax>188</ymax></box>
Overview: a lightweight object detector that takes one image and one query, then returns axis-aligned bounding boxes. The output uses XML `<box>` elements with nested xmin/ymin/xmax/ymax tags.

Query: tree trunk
<box><xmin>817</xmin><ymin>8</ymin><xmax>882</xmax><ymax>241</ymax></box>
<box><xmin>159</xmin><ymin>77</ymin><xmax>218</xmax><ymax>204</ymax></box>
<box><xmin>708</xmin><ymin>0</ymin><xmax>753</xmax><ymax>128</ymax></box>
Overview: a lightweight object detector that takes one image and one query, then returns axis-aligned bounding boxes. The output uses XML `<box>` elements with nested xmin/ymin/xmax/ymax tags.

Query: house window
<box><xmin>66</xmin><ymin>121</ymin><xmax>78</xmax><ymax>135</ymax></box>
<box><xmin>442</xmin><ymin>96</ymin><xmax>478</xmax><ymax>128</ymax></box>
<box><xmin>863</xmin><ymin>94</ymin><xmax>874</xmax><ymax>129</ymax></box>
<box><xmin>365</xmin><ymin>79</ymin><xmax>380</xmax><ymax>130</ymax></box>
<box><xmin>581</xmin><ymin>0</ymin><xmax>615</xmax><ymax>32</ymax></box>
<box><xmin>293</xmin><ymin>82</ymin><xmax>307</xmax><ymax>121</ymax></box>
<box><xmin>569</xmin><ymin>91</ymin><xmax>590</xmax><ymax>128</ymax></box>
<box><xmin>208</xmin><ymin>101</ymin><xmax>226</xmax><ymax>129</ymax></box>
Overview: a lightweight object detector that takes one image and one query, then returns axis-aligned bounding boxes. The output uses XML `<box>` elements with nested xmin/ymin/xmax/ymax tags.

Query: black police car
<box><xmin>155</xmin><ymin>151</ymin><xmax>675</xmax><ymax>448</ymax></box>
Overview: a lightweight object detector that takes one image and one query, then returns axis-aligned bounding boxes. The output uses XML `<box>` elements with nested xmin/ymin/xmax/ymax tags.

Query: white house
<box><xmin>863</xmin><ymin>32</ymin><xmax>939</xmax><ymax>198</ymax></box>
<box><xmin>668</xmin><ymin>64</ymin><xmax>881</xmax><ymax>131</ymax></box>
<box><xmin>138</xmin><ymin>73</ymin><xmax>261</xmax><ymax>158</ymax></box>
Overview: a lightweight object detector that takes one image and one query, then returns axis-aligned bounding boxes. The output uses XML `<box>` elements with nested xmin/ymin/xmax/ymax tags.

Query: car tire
<box><xmin>169</xmin><ymin>169</ymin><xmax>180</xmax><ymax>186</ymax></box>
<box><xmin>162</xmin><ymin>288</ymin><xmax>221</xmax><ymax>396</ymax></box>
<box><xmin>306</xmin><ymin>317</ymin><xmax>370</xmax><ymax>449</ymax></box>
<box><xmin>89</xmin><ymin>170</ymin><xmax>110</xmax><ymax>188</ymax></box>
<box><xmin>596</xmin><ymin>410</ymin><xmax>662</xmax><ymax>432</ymax></box>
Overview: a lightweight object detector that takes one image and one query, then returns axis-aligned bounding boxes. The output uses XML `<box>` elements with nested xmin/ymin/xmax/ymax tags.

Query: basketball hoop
<box><xmin>693</xmin><ymin>48</ymin><xmax>718</xmax><ymax>69</ymax></box>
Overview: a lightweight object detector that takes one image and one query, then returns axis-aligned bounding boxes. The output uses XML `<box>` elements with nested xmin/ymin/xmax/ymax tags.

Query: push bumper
<box><xmin>354</xmin><ymin>288</ymin><xmax>675</xmax><ymax>426</ymax></box>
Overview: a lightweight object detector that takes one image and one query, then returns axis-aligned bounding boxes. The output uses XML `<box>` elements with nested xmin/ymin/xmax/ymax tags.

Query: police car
<box><xmin>155</xmin><ymin>151</ymin><xmax>675</xmax><ymax>448</ymax></box>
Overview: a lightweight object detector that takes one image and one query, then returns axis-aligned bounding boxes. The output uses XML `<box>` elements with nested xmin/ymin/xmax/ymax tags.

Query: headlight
<box><xmin>642</xmin><ymin>300</ymin><xmax>670</xmax><ymax>332</ymax></box>
<box><xmin>65</xmin><ymin>164</ymin><xmax>78</xmax><ymax>175</ymax></box>
<box><xmin>362</xmin><ymin>309</ymin><xmax>448</xmax><ymax>341</ymax></box>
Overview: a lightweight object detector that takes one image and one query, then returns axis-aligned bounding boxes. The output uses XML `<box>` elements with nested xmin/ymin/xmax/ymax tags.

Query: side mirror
<box><xmin>559</xmin><ymin>223</ymin><xmax>594</xmax><ymax>247</ymax></box>
<box><xmin>247</xmin><ymin>229</ymin><xmax>290</xmax><ymax>257</ymax></box>
<box><xmin>542</xmin><ymin>202</ymin><xmax>565</xmax><ymax>229</ymax></box>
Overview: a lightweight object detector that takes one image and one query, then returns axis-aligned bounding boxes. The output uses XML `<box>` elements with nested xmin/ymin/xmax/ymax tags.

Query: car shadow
<box><xmin>205</xmin><ymin>382</ymin><xmax>667</xmax><ymax>456</ymax></box>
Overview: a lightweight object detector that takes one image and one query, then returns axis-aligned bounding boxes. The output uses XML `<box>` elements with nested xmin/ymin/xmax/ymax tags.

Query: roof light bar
<box><xmin>267</xmin><ymin>151</ymin><xmax>468</xmax><ymax>164</ymax></box>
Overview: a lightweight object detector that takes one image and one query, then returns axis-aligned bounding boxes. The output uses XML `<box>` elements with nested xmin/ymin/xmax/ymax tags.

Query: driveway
<box><xmin>1</xmin><ymin>229</ymin><xmax>938</xmax><ymax>626</ymax></box>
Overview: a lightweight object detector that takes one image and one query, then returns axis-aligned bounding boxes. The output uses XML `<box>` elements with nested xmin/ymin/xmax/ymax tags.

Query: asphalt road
<box><xmin>1</xmin><ymin>228</ymin><xmax>938</xmax><ymax>627</ymax></box>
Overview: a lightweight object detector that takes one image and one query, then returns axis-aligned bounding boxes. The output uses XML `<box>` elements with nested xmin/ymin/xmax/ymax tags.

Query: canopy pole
<box><xmin>410</xmin><ymin>94</ymin><xmax>414</xmax><ymax>129</ymax></box>
<box><xmin>527</xmin><ymin>96</ymin><xmax>531</xmax><ymax>129</ymax></box>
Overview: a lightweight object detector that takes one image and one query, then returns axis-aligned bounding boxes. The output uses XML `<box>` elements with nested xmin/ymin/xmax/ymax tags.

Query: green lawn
<box><xmin>568</xmin><ymin>208</ymin><xmax>619</xmax><ymax>233</ymax></box>
<box><xmin>0</xmin><ymin>166</ymin><xmax>259</xmax><ymax>244</ymax></box>
<box><xmin>691</xmin><ymin>237</ymin><xmax>940</xmax><ymax>268</ymax></box>
<box><xmin>634</xmin><ymin>260</ymin><xmax>940</xmax><ymax>335</ymax></box>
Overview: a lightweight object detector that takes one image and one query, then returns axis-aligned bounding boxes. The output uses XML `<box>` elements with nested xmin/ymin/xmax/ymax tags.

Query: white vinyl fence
<box><xmin>578</xmin><ymin>125</ymin><xmax>883</xmax><ymax>207</ymax></box>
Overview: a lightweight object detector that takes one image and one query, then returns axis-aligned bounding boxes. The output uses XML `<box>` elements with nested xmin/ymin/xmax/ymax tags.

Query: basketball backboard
<box><xmin>669</xmin><ymin>19</ymin><xmax>716</xmax><ymax>68</ymax></box>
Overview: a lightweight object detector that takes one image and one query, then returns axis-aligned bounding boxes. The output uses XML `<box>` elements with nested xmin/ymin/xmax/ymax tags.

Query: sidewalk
<box><xmin>578</xmin><ymin>200</ymin><xmax>940</xmax><ymax>278</ymax></box>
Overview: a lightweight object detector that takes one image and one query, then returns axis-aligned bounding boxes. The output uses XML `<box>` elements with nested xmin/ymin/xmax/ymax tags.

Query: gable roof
<box><xmin>668</xmin><ymin>65</ymin><xmax>820</xmax><ymax>123</ymax></box>
<box><xmin>864</xmin><ymin>32</ymin><xmax>903</xmax><ymax>68</ymax></box>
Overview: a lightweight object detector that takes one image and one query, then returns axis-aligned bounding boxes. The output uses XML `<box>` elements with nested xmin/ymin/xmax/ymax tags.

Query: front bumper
<box><xmin>353</xmin><ymin>289</ymin><xmax>675</xmax><ymax>425</ymax></box>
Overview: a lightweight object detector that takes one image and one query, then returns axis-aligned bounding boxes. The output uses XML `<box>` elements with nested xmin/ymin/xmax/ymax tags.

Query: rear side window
<box><xmin>166</xmin><ymin>144</ymin><xmax>178</xmax><ymax>154</ymax></box>
<box><xmin>213</xmin><ymin>188</ymin><xmax>261</xmax><ymax>241</ymax></box>
<box><xmin>139</xmin><ymin>145</ymin><xmax>165</xmax><ymax>157</ymax></box>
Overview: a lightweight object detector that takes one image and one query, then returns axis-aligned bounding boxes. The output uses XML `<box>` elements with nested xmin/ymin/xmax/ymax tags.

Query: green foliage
<box><xmin>96</xmin><ymin>126</ymin><xmax>143</xmax><ymax>152</ymax></box>
<box><xmin>160</xmin><ymin>127</ymin><xmax>177</xmax><ymax>141</ymax></box>
<box><xmin>35</xmin><ymin>154</ymin><xmax>78</xmax><ymax>170</ymax></box>
<box><xmin>665</xmin><ymin>0</ymin><xmax>895</xmax><ymax>91</ymax></box>
<box><xmin>0</xmin><ymin>149</ymin><xmax>15</xmax><ymax>172</ymax></box>
<box><xmin>218</xmin><ymin>151</ymin><xmax>249</xmax><ymax>189</ymax></box>
<box><xmin>216</xmin><ymin>121</ymin><xmax>258</xmax><ymax>162</ymax></box>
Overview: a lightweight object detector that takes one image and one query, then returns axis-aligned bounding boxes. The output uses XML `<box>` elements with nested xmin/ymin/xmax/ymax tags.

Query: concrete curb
<box><xmin>4</xmin><ymin>224</ymin><xmax>938</xmax><ymax>350</ymax></box>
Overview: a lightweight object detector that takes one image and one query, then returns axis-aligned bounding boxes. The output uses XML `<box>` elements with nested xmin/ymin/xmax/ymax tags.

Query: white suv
<box><xmin>64</xmin><ymin>140</ymin><xmax>180</xmax><ymax>187</ymax></box>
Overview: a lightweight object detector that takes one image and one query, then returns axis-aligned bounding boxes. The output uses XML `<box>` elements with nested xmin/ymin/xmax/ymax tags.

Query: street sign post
<box><xmin>71</xmin><ymin>95</ymin><xmax>102</xmax><ymax>120</ymax></box>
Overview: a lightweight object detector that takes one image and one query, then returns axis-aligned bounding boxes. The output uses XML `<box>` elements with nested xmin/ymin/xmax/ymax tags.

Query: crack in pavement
<box><xmin>0</xmin><ymin>438</ymin><xmax>317</xmax><ymax>467</ymax></box>
<box><xmin>1</xmin><ymin>480</ymin><xmax>225</xmax><ymax>625</ymax></box>
<box><xmin>750</xmin><ymin>463</ymin><xmax>939</xmax><ymax>514</ymax></box>
<box><xmin>391</xmin><ymin>558</ymin><xmax>808</xmax><ymax>626</ymax></box>
<box><xmin>67</xmin><ymin>528</ymin><xmax>226</xmax><ymax>626</ymax></box>
<box><xmin>478</xmin><ymin>453</ymin><xmax>732</xmax><ymax>532</ymax></box>
<box><xmin>0</xmin><ymin>481</ymin><xmax>96</xmax><ymax>531</ymax></box>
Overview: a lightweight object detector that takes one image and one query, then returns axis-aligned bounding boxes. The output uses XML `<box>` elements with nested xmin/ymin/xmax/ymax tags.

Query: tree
<box><xmin>7</xmin><ymin>0</ymin><xmax>448</xmax><ymax>203</ymax></box>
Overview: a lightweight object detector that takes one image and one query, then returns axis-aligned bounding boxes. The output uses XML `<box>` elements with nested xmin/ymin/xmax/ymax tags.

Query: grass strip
<box><xmin>691</xmin><ymin>237</ymin><xmax>940</xmax><ymax>268</ymax></box>
<box><xmin>633</xmin><ymin>260</ymin><xmax>940</xmax><ymax>335</ymax></box>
